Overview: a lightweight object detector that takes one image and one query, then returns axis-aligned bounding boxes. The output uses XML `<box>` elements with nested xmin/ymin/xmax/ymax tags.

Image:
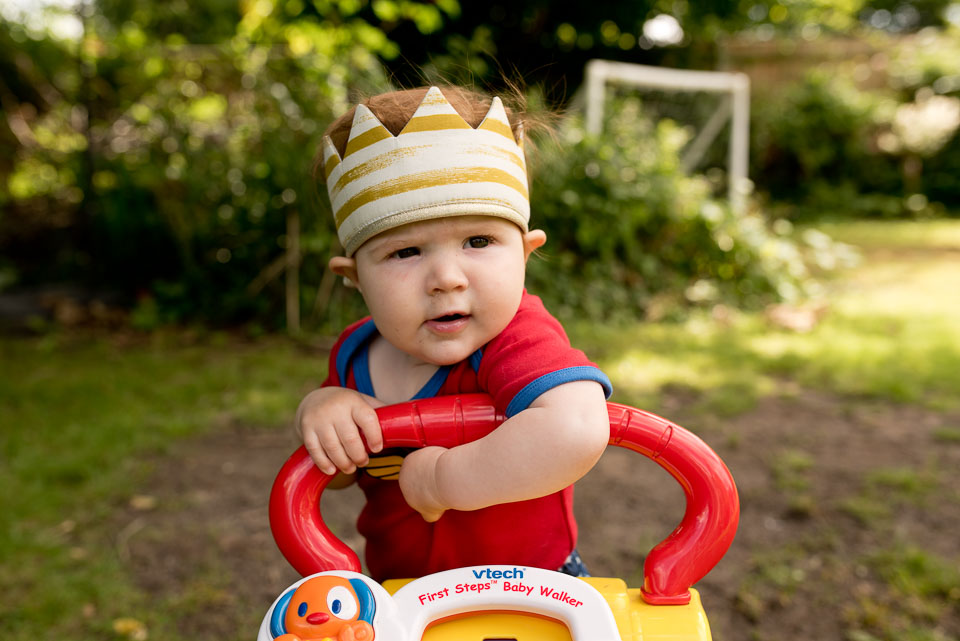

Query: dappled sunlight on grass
<box><xmin>607</xmin><ymin>351</ymin><xmax>724</xmax><ymax>393</ymax></box>
<box><xmin>835</xmin><ymin>255</ymin><xmax>960</xmax><ymax>317</ymax></box>
<box><xmin>743</xmin><ymin>309</ymin><xmax>958</xmax><ymax>405</ymax></box>
<box><xmin>573</xmin><ymin>220</ymin><xmax>960</xmax><ymax>411</ymax></box>
<box><xmin>579</xmin><ymin>308</ymin><xmax>959</xmax><ymax>410</ymax></box>
<box><xmin>600</xmin><ymin>335</ymin><xmax>779</xmax><ymax>416</ymax></box>
<box><xmin>817</xmin><ymin>220</ymin><xmax>960</xmax><ymax>250</ymax></box>
<box><xmin>571</xmin><ymin>315</ymin><xmax>780</xmax><ymax>415</ymax></box>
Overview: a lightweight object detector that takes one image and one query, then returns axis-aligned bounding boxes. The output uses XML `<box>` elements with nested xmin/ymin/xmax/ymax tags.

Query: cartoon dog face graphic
<box><xmin>270</xmin><ymin>575</ymin><xmax>376</xmax><ymax>641</ymax></box>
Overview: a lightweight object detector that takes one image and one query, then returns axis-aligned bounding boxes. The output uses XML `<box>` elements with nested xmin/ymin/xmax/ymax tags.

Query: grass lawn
<box><xmin>1</xmin><ymin>219</ymin><xmax>958</xmax><ymax>640</ymax></box>
<box><xmin>0</xmin><ymin>335</ymin><xmax>326</xmax><ymax>639</ymax></box>
<box><xmin>570</xmin><ymin>219</ymin><xmax>960</xmax><ymax>414</ymax></box>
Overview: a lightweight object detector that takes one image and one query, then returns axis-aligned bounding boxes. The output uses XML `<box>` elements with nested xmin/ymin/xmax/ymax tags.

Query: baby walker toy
<box><xmin>260</xmin><ymin>394</ymin><xmax>739</xmax><ymax>641</ymax></box>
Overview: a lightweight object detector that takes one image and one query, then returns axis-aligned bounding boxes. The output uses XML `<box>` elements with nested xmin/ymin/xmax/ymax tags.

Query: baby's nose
<box><xmin>428</xmin><ymin>257</ymin><xmax>468</xmax><ymax>292</ymax></box>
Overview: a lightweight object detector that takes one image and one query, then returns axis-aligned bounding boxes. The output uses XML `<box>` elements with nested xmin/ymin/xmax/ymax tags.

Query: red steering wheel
<box><xmin>269</xmin><ymin>394</ymin><xmax>739</xmax><ymax>605</ymax></box>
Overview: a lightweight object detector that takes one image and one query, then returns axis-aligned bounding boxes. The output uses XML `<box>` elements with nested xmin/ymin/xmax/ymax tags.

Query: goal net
<box><xmin>581</xmin><ymin>59</ymin><xmax>751</xmax><ymax>212</ymax></box>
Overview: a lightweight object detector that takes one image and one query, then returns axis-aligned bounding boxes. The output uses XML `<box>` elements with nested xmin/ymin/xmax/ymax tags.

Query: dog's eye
<box><xmin>326</xmin><ymin>586</ymin><xmax>358</xmax><ymax>619</ymax></box>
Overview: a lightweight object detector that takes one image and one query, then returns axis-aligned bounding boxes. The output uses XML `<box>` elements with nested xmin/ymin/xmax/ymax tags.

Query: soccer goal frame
<box><xmin>583</xmin><ymin>59</ymin><xmax>751</xmax><ymax>213</ymax></box>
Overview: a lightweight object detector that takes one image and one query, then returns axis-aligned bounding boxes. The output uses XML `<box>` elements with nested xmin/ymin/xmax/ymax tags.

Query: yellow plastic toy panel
<box><xmin>382</xmin><ymin>577</ymin><xmax>712</xmax><ymax>641</ymax></box>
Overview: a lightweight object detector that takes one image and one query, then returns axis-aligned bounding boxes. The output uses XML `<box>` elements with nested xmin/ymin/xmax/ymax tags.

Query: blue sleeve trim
<box><xmin>505</xmin><ymin>366</ymin><xmax>613</xmax><ymax>418</ymax></box>
<box><xmin>335</xmin><ymin>319</ymin><xmax>378</xmax><ymax>387</ymax></box>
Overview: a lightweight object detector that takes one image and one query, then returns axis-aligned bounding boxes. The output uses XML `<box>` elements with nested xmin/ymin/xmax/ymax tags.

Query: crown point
<box><xmin>321</xmin><ymin>134</ymin><xmax>339</xmax><ymax>156</ymax></box>
<box><xmin>351</xmin><ymin>103</ymin><xmax>377</xmax><ymax>128</ymax></box>
<box><xmin>399</xmin><ymin>86</ymin><xmax>471</xmax><ymax>135</ymax></box>
<box><xmin>320</xmin><ymin>136</ymin><xmax>342</xmax><ymax>180</ymax></box>
<box><xmin>344</xmin><ymin>104</ymin><xmax>392</xmax><ymax>157</ymax></box>
<box><xmin>422</xmin><ymin>86</ymin><xmax>447</xmax><ymax>102</ymax></box>
<box><xmin>478</xmin><ymin>96</ymin><xmax>518</xmax><ymax>143</ymax></box>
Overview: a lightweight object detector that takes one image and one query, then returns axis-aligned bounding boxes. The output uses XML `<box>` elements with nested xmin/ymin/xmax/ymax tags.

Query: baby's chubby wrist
<box><xmin>399</xmin><ymin>446</ymin><xmax>451</xmax><ymax>522</ymax></box>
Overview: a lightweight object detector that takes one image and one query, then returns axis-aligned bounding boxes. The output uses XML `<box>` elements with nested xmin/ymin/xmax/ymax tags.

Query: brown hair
<box><xmin>313</xmin><ymin>85</ymin><xmax>555</xmax><ymax>183</ymax></box>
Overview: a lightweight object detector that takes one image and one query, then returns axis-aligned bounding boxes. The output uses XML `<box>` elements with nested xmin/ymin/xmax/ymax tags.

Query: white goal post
<box><xmin>583</xmin><ymin>59</ymin><xmax>751</xmax><ymax>213</ymax></box>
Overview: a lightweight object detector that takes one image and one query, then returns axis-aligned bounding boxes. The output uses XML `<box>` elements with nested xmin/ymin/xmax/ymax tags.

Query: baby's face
<box><xmin>349</xmin><ymin>216</ymin><xmax>543</xmax><ymax>366</ymax></box>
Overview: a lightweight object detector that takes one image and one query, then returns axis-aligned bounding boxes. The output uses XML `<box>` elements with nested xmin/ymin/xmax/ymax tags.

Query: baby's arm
<box><xmin>296</xmin><ymin>387</ymin><xmax>385</xmax><ymax>475</ymax></box>
<box><xmin>398</xmin><ymin>380</ymin><xmax>609</xmax><ymax>522</ymax></box>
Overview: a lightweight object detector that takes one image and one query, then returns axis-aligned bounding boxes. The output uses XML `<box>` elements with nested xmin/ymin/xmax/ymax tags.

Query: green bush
<box><xmin>751</xmin><ymin>72</ymin><xmax>901</xmax><ymax>216</ymax></box>
<box><xmin>750</xmin><ymin>29</ymin><xmax>960</xmax><ymax>220</ymax></box>
<box><xmin>527</xmin><ymin>98</ymin><xmax>829</xmax><ymax>322</ymax></box>
<box><xmin>924</xmin><ymin>132</ymin><xmax>960</xmax><ymax>205</ymax></box>
<box><xmin>903</xmin><ymin>31</ymin><xmax>960</xmax><ymax>210</ymax></box>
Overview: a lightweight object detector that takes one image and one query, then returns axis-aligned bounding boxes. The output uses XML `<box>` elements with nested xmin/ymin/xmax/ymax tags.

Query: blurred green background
<box><xmin>2</xmin><ymin>3</ymin><xmax>960</xmax><ymax>641</ymax></box>
<box><xmin>2</xmin><ymin>0</ymin><xmax>959</xmax><ymax>331</ymax></box>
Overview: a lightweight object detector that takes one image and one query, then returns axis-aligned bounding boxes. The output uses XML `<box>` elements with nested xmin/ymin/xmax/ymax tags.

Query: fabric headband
<box><xmin>321</xmin><ymin>87</ymin><xmax>530</xmax><ymax>256</ymax></box>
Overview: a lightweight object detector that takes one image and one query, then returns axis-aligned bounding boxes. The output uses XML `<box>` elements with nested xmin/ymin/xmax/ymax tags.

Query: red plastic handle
<box><xmin>269</xmin><ymin>394</ymin><xmax>739</xmax><ymax>605</ymax></box>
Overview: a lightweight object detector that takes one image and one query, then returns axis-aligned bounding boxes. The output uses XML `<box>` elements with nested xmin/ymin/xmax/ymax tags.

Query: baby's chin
<box><xmin>410</xmin><ymin>324</ymin><xmax>510</xmax><ymax>367</ymax></box>
<box><xmin>416</xmin><ymin>343</ymin><xmax>484</xmax><ymax>367</ymax></box>
<box><xmin>421</xmin><ymin>352</ymin><xmax>473</xmax><ymax>367</ymax></box>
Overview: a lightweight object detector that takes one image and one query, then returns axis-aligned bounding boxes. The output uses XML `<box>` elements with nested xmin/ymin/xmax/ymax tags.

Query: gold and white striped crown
<box><xmin>321</xmin><ymin>87</ymin><xmax>530</xmax><ymax>256</ymax></box>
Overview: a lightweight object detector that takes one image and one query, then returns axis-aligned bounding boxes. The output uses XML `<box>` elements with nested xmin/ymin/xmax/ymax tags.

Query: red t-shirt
<box><xmin>321</xmin><ymin>291</ymin><xmax>611</xmax><ymax>581</ymax></box>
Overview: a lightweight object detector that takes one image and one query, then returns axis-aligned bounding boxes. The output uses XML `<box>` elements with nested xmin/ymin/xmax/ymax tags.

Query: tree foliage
<box><xmin>376</xmin><ymin>0</ymin><xmax>955</xmax><ymax>101</ymax></box>
<box><xmin>3</xmin><ymin>0</ymin><xmax>949</xmax><ymax>329</ymax></box>
<box><xmin>0</xmin><ymin>0</ymin><xmax>457</xmax><ymax>327</ymax></box>
<box><xmin>750</xmin><ymin>28</ymin><xmax>960</xmax><ymax>219</ymax></box>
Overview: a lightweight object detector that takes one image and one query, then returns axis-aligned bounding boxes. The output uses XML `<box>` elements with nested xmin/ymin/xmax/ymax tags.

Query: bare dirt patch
<box><xmin>115</xmin><ymin>389</ymin><xmax>960</xmax><ymax>641</ymax></box>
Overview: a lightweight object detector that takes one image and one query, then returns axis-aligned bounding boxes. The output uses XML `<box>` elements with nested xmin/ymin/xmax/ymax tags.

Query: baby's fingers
<box><xmin>303</xmin><ymin>432</ymin><xmax>338</xmax><ymax>476</ymax></box>
<box><xmin>335</xmin><ymin>420</ymin><xmax>370</xmax><ymax>470</ymax></box>
<box><xmin>353</xmin><ymin>404</ymin><xmax>383</xmax><ymax>454</ymax></box>
<box><xmin>319</xmin><ymin>423</ymin><xmax>362</xmax><ymax>474</ymax></box>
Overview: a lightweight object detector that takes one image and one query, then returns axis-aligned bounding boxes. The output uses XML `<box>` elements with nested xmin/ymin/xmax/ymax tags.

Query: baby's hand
<box><xmin>398</xmin><ymin>447</ymin><xmax>449</xmax><ymax>522</ymax></box>
<box><xmin>296</xmin><ymin>387</ymin><xmax>384</xmax><ymax>475</ymax></box>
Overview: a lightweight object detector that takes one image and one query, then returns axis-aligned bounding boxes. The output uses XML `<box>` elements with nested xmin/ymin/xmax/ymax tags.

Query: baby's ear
<box><xmin>329</xmin><ymin>256</ymin><xmax>359</xmax><ymax>289</ymax></box>
<box><xmin>522</xmin><ymin>229</ymin><xmax>547</xmax><ymax>261</ymax></box>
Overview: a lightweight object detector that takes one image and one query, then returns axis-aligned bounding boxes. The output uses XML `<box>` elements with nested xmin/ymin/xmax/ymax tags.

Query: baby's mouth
<box><xmin>426</xmin><ymin>313</ymin><xmax>470</xmax><ymax>332</ymax></box>
<box><xmin>433</xmin><ymin>313</ymin><xmax>466</xmax><ymax>322</ymax></box>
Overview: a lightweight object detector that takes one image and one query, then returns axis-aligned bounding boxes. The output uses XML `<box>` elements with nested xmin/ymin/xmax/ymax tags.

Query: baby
<box><xmin>297</xmin><ymin>85</ymin><xmax>612</xmax><ymax>582</ymax></box>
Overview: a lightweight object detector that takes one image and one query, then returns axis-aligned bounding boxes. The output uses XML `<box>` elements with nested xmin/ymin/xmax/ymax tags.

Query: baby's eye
<box><xmin>392</xmin><ymin>247</ymin><xmax>420</xmax><ymax>259</ymax></box>
<box><xmin>466</xmin><ymin>236</ymin><xmax>491</xmax><ymax>249</ymax></box>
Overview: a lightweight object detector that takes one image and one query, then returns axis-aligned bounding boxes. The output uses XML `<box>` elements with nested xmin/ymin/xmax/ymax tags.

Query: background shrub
<box><xmin>526</xmin><ymin>97</ymin><xmax>839</xmax><ymax>323</ymax></box>
<box><xmin>0</xmin><ymin>5</ymin><xmax>450</xmax><ymax>331</ymax></box>
<box><xmin>749</xmin><ymin>29</ymin><xmax>960</xmax><ymax>220</ymax></box>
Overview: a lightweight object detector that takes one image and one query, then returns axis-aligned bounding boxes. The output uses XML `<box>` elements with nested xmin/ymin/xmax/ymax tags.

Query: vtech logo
<box><xmin>471</xmin><ymin>567</ymin><xmax>525</xmax><ymax>579</ymax></box>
